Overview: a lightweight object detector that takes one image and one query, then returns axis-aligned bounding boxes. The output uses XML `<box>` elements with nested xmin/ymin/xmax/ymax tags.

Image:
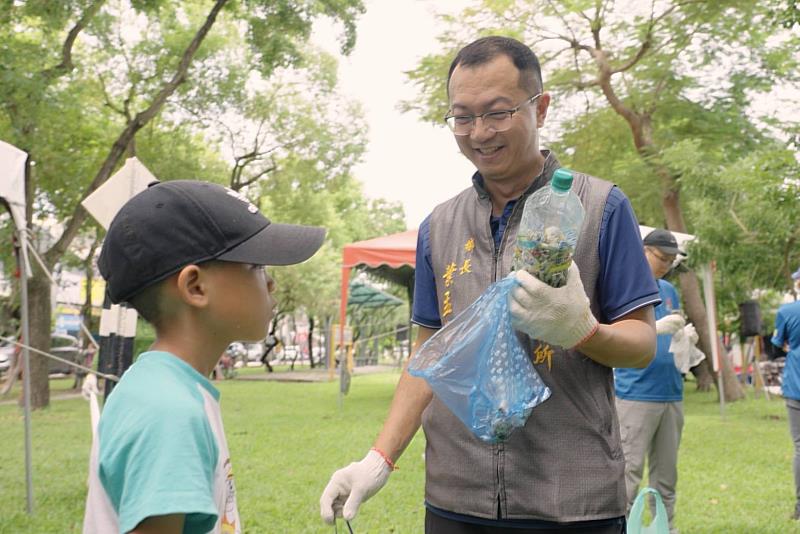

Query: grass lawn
<box><xmin>0</xmin><ymin>372</ymin><xmax>799</xmax><ymax>533</ymax></box>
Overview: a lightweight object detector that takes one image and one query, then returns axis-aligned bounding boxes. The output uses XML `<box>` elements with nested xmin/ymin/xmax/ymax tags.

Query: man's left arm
<box><xmin>577</xmin><ymin>305</ymin><xmax>655</xmax><ymax>368</ymax></box>
<box><xmin>510</xmin><ymin>187</ymin><xmax>657</xmax><ymax>368</ymax></box>
<box><xmin>511</xmin><ymin>264</ymin><xmax>656</xmax><ymax>369</ymax></box>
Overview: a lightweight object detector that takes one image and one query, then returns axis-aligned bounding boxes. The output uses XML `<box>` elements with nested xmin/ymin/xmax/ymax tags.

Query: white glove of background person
<box><xmin>655</xmin><ymin>314</ymin><xmax>686</xmax><ymax>335</ymax></box>
<box><xmin>320</xmin><ymin>449</ymin><xmax>392</xmax><ymax>524</ymax></box>
<box><xmin>509</xmin><ymin>262</ymin><xmax>599</xmax><ymax>349</ymax></box>
<box><xmin>683</xmin><ymin>323</ymin><xmax>699</xmax><ymax>345</ymax></box>
<box><xmin>81</xmin><ymin>373</ymin><xmax>100</xmax><ymax>400</ymax></box>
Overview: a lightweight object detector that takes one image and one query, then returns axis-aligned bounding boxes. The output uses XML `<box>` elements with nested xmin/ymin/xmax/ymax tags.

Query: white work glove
<box><xmin>655</xmin><ymin>314</ymin><xmax>686</xmax><ymax>335</ymax></box>
<box><xmin>319</xmin><ymin>449</ymin><xmax>392</xmax><ymax>524</ymax></box>
<box><xmin>509</xmin><ymin>262</ymin><xmax>599</xmax><ymax>349</ymax></box>
<box><xmin>81</xmin><ymin>373</ymin><xmax>100</xmax><ymax>401</ymax></box>
<box><xmin>683</xmin><ymin>323</ymin><xmax>699</xmax><ymax>345</ymax></box>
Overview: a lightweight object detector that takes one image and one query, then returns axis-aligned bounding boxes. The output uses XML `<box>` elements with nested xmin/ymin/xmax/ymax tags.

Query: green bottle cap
<box><xmin>551</xmin><ymin>168</ymin><xmax>573</xmax><ymax>192</ymax></box>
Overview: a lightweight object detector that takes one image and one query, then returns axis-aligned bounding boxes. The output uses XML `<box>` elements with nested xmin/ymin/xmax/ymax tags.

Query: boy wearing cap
<box><xmin>772</xmin><ymin>266</ymin><xmax>800</xmax><ymax>519</ymax></box>
<box><xmin>614</xmin><ymin>228</ymin><xmax>687</xmax><ymax>534</ymax></box>
<box><xmin>82</xmin><ymin>180</ymin><xmax>325</xmax><ymax>534</ymax></box>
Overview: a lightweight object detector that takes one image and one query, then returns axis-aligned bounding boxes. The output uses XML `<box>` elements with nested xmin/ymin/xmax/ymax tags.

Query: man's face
<box><xmin>447</xmin><ymin>54</ymin><xmax>549</xmax><ymax>185</ymax></box>
<box><xmin>645</xmin><ymin>247</ymin><xmax>677</xmax><ymax>279</ymax></box>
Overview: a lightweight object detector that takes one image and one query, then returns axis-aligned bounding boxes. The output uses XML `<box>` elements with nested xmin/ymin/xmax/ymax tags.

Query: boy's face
<box><xmin>204</xmin><ymin>262</ymin><xmax>276</xmax><ymax>342</ymax></box>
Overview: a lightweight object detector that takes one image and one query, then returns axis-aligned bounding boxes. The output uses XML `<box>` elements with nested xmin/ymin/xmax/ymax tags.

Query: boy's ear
<box><xmin>175</xmin><ymin>265</ymin><xmax>209</xmax><ymax>308</ymax></box>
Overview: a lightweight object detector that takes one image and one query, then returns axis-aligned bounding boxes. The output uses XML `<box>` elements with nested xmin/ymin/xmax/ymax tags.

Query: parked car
<box><xmin>244</xmin><ymin>341</ymin><xmax>265</xmax><ymax>362</ymax></box>
<box><xmin>0</xmin><ymin>335</ymin><xmax>84</xmax><ymax>376</ymax></box>
<box><xmin>49</xmin><ymin>333</ymin><xmax>84</xmax><ymax>375</ymax></box>
<box><xmin>0</xmin><ymin>342</ymin><xmax>14</xmax><ymax>374</ymax></box>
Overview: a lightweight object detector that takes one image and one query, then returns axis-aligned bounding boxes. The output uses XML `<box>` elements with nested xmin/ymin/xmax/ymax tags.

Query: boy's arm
<box><xmin>128</xmin><ymin>513</ymin><xmax>185</xmax><ymax>534</ymax></box>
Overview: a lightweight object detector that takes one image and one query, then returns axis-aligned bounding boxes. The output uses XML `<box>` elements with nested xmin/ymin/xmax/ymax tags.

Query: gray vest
<box><xmin>423</xmin><ymin>152</ymin><xmax>624</xmax><ymax>522</ymax></box>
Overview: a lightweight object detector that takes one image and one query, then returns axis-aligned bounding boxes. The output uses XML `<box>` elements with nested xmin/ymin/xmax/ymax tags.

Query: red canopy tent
<box><xmin>339</xmin><ymin>229</ymin><xmax>418</xmax><ymax>357</ymax></box>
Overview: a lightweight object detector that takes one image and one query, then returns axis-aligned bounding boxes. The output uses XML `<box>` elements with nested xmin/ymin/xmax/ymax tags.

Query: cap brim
<box><xmin>217</xmin><ymin>222</ymin><xmax>326</xmax><ymax>266</ymax></box>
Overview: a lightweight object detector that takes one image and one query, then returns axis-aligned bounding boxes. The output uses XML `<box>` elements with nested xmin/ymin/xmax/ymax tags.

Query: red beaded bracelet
<box><xmin>371</xmin><ymin>447</ymin><xmax>398</xmax><ymax>471</ymax></box>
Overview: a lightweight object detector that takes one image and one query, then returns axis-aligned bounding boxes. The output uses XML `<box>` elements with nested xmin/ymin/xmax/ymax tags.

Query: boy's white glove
<box><xmin>509</xmin><ymin>262</ymin><xmax>599</xmax><ymax>349</ymax></box>
<box><xmin>81</xmin><ymin>373</ymin><xmax>100</xmax><ymax>400</ymax></box>
<box><xmin>683</xmin><ymin>323</ymin><xmax>699</xmax><ymax>345</ymax></box>
<box><xmin>320</xmin><ymin>449</ymin><xmax>392</xmax><ymax>524</ymax></box>
<box><xmin>655</xmin><ymin>314</ymin><xmax>686</xmax><ymax>335</ymax></box>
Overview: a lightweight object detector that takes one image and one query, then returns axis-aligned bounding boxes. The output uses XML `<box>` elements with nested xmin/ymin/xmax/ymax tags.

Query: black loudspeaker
<box><xmin>739</xmin><ymin>300</ymin><xmax>762</xmax><ymax>337</ymax></box>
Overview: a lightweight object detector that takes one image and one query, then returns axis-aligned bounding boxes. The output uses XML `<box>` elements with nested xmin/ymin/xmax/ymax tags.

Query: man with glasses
<box><xmin>615</xmin><ymin>228</ymin><xmax>688</xmax><ymax>534</ymax></box>
<box><xmin>321</xmin><ymin>35</ymin><xmax>660</xmax><ymax>533</ymax></box>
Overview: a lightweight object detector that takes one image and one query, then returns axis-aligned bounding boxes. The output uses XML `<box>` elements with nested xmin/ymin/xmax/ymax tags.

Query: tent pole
<box><xmin>19</xmin><ymin>227</ymin><xmax>34</xmax><ymax>513</ymax></box>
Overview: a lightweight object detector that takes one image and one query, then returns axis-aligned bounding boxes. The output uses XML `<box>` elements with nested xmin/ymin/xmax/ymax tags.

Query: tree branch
<box><xmin>237</xmin><ymin>164</ymin><xmax>276</xmax><ymax>190</ymax></box>
<box><xmin>45</xmin><ymin>0</ymin><xmax>230</xmax><ymax>265</ymax></box>
<box><xmin>609</xmin><ymin>37</ymin><xmax>652</xmax><ymax>75</ymax></box>
<box><xmin>42</xmin><ymin>0</ymin><xmax>106</xmax><ymax>80</ymax></box>
<box><xmin>728</xmin><ymin>194</ymin><xmax>756</xmax><ymax>239</ymax></box>
<box><xmin>97</xmin><ymin>73</ymin><xmax>127</xmax><ymax>117</ymax></box>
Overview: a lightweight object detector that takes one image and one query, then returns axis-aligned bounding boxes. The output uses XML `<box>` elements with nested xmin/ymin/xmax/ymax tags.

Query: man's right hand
<box><xmin>319</xmin><ymin>449</ymin><xmax>392</xmax><ymax>524</ymax></box>
<box><xmin>655</xmin><ymin>314</ymin><xmax>685</xmax><ymax>335</ymax></box>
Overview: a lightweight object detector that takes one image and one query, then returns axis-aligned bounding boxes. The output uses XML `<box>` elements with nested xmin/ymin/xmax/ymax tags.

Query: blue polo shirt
<box><xmin>412</xmin><ymin>181</ymin><xmax>659</xmax><ymax>329</ymax></box>
<box><xmin>614</xmin><ymin>278</ymin><xmax>683</xmax><ymax>402</ymax></box>
<box><xmin>772</xmin><ymin>300</ymin><xmax>800</xmax><ymax>401</ymax></box>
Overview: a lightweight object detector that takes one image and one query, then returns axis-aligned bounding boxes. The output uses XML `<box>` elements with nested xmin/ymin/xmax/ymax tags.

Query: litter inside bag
<box><xmin>408</xmin><ymin>276</ymin><xmax>551</xmax><ymax>443</ymax></box>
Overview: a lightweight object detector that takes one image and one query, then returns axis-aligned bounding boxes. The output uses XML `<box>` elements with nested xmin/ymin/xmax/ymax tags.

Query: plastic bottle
<box><xmin>512</xmin><ymin>168</ymin><xmax>585</xmax><ymax>288</ymax></box>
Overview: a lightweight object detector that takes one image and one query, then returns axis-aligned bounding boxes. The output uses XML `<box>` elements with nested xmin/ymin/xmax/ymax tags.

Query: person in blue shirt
<box><xmin>772</xmin><ymin>266</ymin><xmax>800</xmax><ymax>520</ymax></box>
<box><xmin>615</xmin><ymin>228</ymin><xmax>688</xmax><ymax>534</ymax></box>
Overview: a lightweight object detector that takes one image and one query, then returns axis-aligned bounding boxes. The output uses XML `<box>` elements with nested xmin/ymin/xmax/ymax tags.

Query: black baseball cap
<box><xmin>98</xmin><ymin>180</ymin><xmax>326</xmax><ymax>303</ymax></box>
<box><xmin>643</xmin><ymin>228</ymin><xmax>684</xmax><ymax>256</ymax></box>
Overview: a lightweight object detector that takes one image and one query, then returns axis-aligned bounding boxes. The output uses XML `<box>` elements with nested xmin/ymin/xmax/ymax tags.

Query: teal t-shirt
<box><xmin>84</xmin><ymin>351</ymin><xmax>239</xmax><ymax>534</ymax></box>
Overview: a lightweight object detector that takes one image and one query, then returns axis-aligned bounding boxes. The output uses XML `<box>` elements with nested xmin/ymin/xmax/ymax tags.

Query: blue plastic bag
<box><xmin>627</xmin><ymin>487</ymin><xmax>669</xmax><ymax>534</ymax></box>
<box><xmin>408</xmin><ymin>276</ymin><xmax>551</xmax><ymax>442</ymax></box>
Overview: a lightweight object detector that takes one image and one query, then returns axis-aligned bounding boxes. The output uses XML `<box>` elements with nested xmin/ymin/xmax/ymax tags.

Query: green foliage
<box><xmin>405</xmin><ymin>0</ymin><xmax>800</xmax><ymax>317</ymax></box>
<box><xmin>0</xmin><ymin>0</ymin><xmax>382</xmax><ymax>406</ymax></box>
<box><xmin>0</xmin><ymin>0</ymin><xmax>367</xmax><ymax>257</ymax></box>
<box><xmin>1</xmin><ymin>374</ymin><xmax>799</xmax><ymax>532</ymax></box>
<box><xmin>683</xmin><ymin>146</ymin><xmax>800</xmax><ymax>322</ymax></box>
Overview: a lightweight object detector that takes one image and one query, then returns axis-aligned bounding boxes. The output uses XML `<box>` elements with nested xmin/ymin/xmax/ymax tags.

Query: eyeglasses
<box><xmin>444</xmin><ymin>93</ymin><xmax>542</xmax><ymax>136</ymax></box>
<box><xmin>648</xmin><ymin>248</ymin><xmax>676</xmax><ymax>265</ymax></box>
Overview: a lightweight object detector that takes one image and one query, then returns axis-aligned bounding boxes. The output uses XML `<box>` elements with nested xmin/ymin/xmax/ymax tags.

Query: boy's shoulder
<box><xmin>100</xmin><ymin>352</ymin><xmax>217</xmax><ymax>435</ymax></box>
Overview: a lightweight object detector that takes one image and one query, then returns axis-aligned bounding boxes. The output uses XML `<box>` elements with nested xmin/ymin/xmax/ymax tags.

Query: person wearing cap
<box><xmin>321</xmin><ymin>36</ymin><xmax>660</xmax><ymax>533</ymax></box>
<box><xmin>82</xmin><ymin>180</ymin><xmax>325</xmax><ymax>534</ymax></box>
<box><xmin>771</xmin><ymin>265</ymin><xmax>800</xmax><ymax>520</ymax></box>
<box><xmin>614</xmin><ymin>228</ymin><xmax>688</xmax><ymax>534</ymax></box>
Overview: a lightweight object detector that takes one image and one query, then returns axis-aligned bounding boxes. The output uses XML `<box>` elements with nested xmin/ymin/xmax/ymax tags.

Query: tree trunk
<box><xmin>665</xmin><ymin>194</ymin><xmax>744</xmax><ymax>401</ymax></box>
<box><xmin>24</xmin><ymin>271</ymin><xmax>52</xmax><ymax>409</ymax></box>
<box><xmin>627</xmin><ymin>106</ymin><xmax>743</xmax><ymax>401</ymax></box>
<box><xmin>588</xmin><ymin>25</ymin><xmax>745</xmax><ymax>401</ymax></box>
<box><xmin>678</xmin><ymin>271</ymin><xmax>714</xmax><ymax>391</ymax></box>
<box><xmin>21</xmin><ymin>0</ymin><xmax>229</xmax><ymax>407</ymax></box>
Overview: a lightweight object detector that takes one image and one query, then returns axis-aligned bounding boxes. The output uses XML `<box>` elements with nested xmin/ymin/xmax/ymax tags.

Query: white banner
<box><xmin>0</xmin><ymin>140</ymin><xmax>28</xmax><ymax>230</ymax></box>
<box><xmin>81</xmin><ymin>157</ymin><xmax>157</xmax><ymax>229</ymax></box>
